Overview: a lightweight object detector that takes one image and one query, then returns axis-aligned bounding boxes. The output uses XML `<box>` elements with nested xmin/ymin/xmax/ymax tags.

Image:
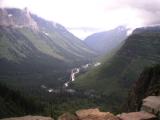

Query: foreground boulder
<box><xmin>117</xmin><ymin>111</ymin><xmax>156</xmax><ymax>120</ymax></box>
<box><xmin>75</xmin><ymin>108</ymin><xmax>119</xmax><ymax>120</ymax></box>
<box><xmin>126</xmin><ymin>65</ymin><xmax>160</xmax><ymax>112</ymax></box>
<box><xmin>1</xmin><ymin>116</ymin><xmax>53</xmax><ymax>120</ymax></box>
<box><xmin>141</xmin><ymin>96</ymin><xmax>160</xmax><ymax>118</ymax></box>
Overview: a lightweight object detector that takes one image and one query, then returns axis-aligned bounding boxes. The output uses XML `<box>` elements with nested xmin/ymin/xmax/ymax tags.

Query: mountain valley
<box><xmin>0</xmin><ymin>7</ymin><xmax>160</xmax><ymax>120</ymax></box>
<box><xmin>0</xmin><ymin>8</ymin><xmax>96</xmax><ymax>92</ymax></box>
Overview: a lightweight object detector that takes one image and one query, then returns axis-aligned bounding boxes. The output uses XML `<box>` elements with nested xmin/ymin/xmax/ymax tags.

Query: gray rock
<box><xmin>141</xmin><ymin>96</ymin><xmax>160</xmax><ymax>119</ymax></box>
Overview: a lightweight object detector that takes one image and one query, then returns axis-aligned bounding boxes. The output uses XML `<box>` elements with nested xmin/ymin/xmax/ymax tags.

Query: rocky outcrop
<box><xmin>0</xmin><ymin>8</ymin><xmax>38</xmax><ymax>30</ymax></box>
<box><xmin>126</xmin><ymin>65</ymin><xmax>160</xmax><ymax>112</ymax></box>
<box><xmin>58</xmin><ymin>108</ymin><xmax>119</xmax><ymax>120</ymax></box>
<box><xmin>75</xmin><ymin>108</ymin><xmax>100</xmax><ymax>119</ymax></box>
<box><xmin>118</xmin><ymin>96</ymin><xmax>160</xmax><ymax>120</ymax></box>
<box><xmin>1</xmin><ymin>116</ymin><xmax>53</xmax><ymax>120</ymax></box>
<box><xmin>117</xmin><ymin>111</ymin><xmax>156</xmax><ymax>120</ymax></box>
<box><xmin>141</xmin><ymin>96</ymin><xmax>160</xmax><ymax>118</ymax></box>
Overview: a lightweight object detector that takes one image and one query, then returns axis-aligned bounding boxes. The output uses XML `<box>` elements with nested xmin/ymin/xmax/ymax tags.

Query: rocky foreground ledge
<box><xmin>0</xmin><ymin>108</ymin><xmax>157</xmax><ymax>120</ymax></box>
<box><xmin>1</xmin><ymin>116</ymin><xmax>53</xmax><ymax>120</ymax></box>
<box><xmin>58</xmin><ymin>108</ymin><xmax>157</xmax><ymax>120</ymax></box>
<box><xmin>58</xmin><ymin>108</ymin><xmax>119</xmax><ymax>120</ymax></box>
<box><xmin>1</xmin><ymin>96</ymin><xmax>159</xmax><ymax>120</ymax></box>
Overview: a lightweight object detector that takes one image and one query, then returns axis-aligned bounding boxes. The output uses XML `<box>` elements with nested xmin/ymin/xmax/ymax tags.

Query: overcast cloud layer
<box><xmin>0</xmin><ymin>0</ymin><xmax>160</xmax><ymax>39</ymax></box>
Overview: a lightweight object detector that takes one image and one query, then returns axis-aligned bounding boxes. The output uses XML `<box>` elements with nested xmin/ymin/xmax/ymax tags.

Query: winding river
<box><xmin>64</xmin><ymin>68</ymin><xmax>80</xmax><ymax>87</ymax></box>
<box><xmin>41</xmin><ymin>62</ymin><xmax>101</xmax><ymax>93</ymax></box>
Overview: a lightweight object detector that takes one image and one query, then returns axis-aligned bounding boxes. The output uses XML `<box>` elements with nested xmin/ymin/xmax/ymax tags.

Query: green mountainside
<box><xmin>0</xmin><ymin>8</ymin><xmax>95</xmax><ymax>63</ymax></box>
<box><xmin>126</xmin><ymin>64</ymin><xmax>160</xmax><ymax>112</ymax></box>
<box><xmin>73</xmin><ymin>26</ymin><xmax>160</xmax><ymax>101</ymax></box>
<box><xmin>1</xmin><ymin>7</ymin><xmax>160</xmax><ymax>119</ymax></box>
<box><xmin>0</xmin><ymin>65</ymin><xmax>159</xmax><ymax>120</ymax></box>
<box><xmin>0</xmin><ymin>8</ymin><xmax>96</xmax><ymax>91</ymax></box>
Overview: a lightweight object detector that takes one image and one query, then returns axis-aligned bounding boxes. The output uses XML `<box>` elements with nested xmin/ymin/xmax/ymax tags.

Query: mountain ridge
<box><xmin>0</xmin><ymin>7</ymin><xmax>96</xmax><ymax>94</ymax></box>
<box><xmin>0</xmin><ymin>7</ymin><xmax>96</xmax><ymax>63</ymax></box>
<box><xmin>84</xmin><ymin>26</ymin><xmax>127</xmax><ymax>54</ymax></box>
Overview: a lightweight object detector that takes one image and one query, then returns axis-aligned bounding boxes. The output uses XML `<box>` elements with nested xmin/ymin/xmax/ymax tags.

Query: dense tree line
<box><xmin>0</xmin><ymin>82</ymin><xmax>44</xmax><ymax>119</ymax></box>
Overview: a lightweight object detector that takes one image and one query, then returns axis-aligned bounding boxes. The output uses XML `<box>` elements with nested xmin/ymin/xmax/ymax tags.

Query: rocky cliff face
<box><xmin>126</xmin><ymin>65</ymin><xmax>160</xmax><ymax>112</ymax></box>
<box><xmin>0</xmin><ymin>8</ymin><xmax>38</xmax><ymax>30</ymax></box>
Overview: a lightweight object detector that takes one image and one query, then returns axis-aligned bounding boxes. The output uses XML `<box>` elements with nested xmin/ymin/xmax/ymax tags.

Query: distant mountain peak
<box><xmin>84</xmin><ymin>26</ymin><xmax>127</xmax><ymax>54</ymax></box>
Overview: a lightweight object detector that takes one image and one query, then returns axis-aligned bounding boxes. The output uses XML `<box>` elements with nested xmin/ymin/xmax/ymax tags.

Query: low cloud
<box><xmin>105</xmin><ymin>0</ymin><xmax>160</xmax><ymax>26</ymax></box>
<box><xmin>1</xmin><ymin>0</ymin><xmax>160</xmax><ymax>38</ymax></box>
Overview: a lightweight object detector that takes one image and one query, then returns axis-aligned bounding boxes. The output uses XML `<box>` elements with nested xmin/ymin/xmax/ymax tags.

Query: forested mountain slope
<box><xmin>126</xmin><ymin>64</ymin><xmax>160</xmax><ymax>112</ymax></box>
<box><xmin>0</xmin><ymin>8</ymin><xmax>96</xmax><ymax>91</ymax></box>
<box><xmin>0</xmin><ymin>83</ymin><xmax>43</xmax><ymax>119</ymax></box>
<box><xmin>74</xmin><ymin>26</ymin><xmax>160</xmax><ymax>101</ymax></box>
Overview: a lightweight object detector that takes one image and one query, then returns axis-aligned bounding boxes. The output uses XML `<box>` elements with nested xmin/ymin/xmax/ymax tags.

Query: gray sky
<box><xmin>1</xmin><ymin>0</ymin><xmax>160</xmax><ymax>39</ymax></box>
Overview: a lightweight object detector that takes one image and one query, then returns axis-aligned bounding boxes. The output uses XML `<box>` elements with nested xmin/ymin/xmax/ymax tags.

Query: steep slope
<box><xmin>0</xmin><ymin>8</ymin><xmax>96</xmax><ymax>92</ymax></box>
<box><xmin>126</xmin><ymin>64</ymin><xmax>160</xmax><ymax>112</ymax></box>
<box><xmin>0</xmin><ymin>8</ymin><xmax>96</xmax><ymax>63</ymax></box>
<box><xmin>84</xmin><ymin>26</ymin><xmax>127</xmax><ymax>54</ymax></box>
<box><xmin>74</xmin><ymin>26</ymin><xmax>160</xmax><ymax>100</ymax></box>
<box><xmin>31</xmin><ymin>14</ymin><xmax>96</xmax><ymax>62</ymax></box>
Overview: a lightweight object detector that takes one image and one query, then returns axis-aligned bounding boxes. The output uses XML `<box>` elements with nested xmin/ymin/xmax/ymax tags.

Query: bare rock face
<box><xmin>75</xmin><ymin>108</ymin><xmax>119</xmax><ymax>120</ymax></box>
<box><xmin>75</xmin><ymin>108</ymin><xmax>100</xmax><ymax>119</ymax></box>
<box><xmin>117</xmin><ymin>111</ymin><xmax>156</xmax><ymax>120</ymax></box>
<box><xmin>0</xmin><ymin>8</ymin><xmax>38</xmax><ymax>30</ymax></box>
<box><xmin>0</xmin><ymin>115</ymin><xmax>53</xmax><ymax>120</ymax></box>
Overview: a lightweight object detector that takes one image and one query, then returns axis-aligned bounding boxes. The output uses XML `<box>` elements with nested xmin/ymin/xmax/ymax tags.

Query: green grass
<box><xmin>19</xmin><ymin>28</ymin><xmax>65</xmax><ymax>60</ymax></box>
